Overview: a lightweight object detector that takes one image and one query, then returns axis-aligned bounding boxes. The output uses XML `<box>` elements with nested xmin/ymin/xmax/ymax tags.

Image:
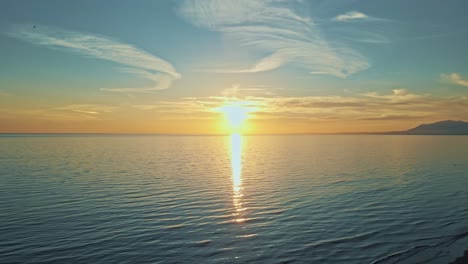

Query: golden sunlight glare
<box><xmin>218</xmin><ymin>101</ymin><xmax>254</xmax><ymax>134</ymax></box>
<box><xmin>230</xmin><ymin>133</ymin><xmax>245</xmax><ymax>223</ymax></box>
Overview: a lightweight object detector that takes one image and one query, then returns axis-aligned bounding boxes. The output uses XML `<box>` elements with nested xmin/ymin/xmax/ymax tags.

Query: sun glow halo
<box><xmin>218</xmin><ymin>101</ymin><xmax>254</xmax><ymax>133</ymax></box>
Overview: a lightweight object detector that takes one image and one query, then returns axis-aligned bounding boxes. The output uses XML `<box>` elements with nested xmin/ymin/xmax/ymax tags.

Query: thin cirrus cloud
<box><xmin>41</xmin><ymin>104</ymin><xmax>118</xmax><ymax>120</ymax></box>
<box><xmin>7</xmin><ymin>24</ymin><xmax>181</xmax><ymax>92</ymax></box>
<box><xmin>0</xmin><ymin>104</ymin><xmax>117</xmax><ymax>121</ymax></box>
<box><xmin>55</xmin><ymin>104</ymin><xmax>117</xmax><ymax>115</ymax></box>
<box><xmin>329</xmin><ymin>11</ymin><xmax>390</xmax><ymax>45</ymax></box>
<box><xmin>333</xmin><ymin>11</ymin><xmax>368</xmax><ymax>22</ymax></box>
<box><xmin>333</xmin><ymin>11</ymin><xmax>387</xmax><ymax>22</ymax></box>
<box><xmin>339</xmin><ymin>31</ymin><xmax>390</xmax><ymax>44</ymax></box>
<box><xmin>441</xmin><ymin>73</ymin><xmax>468</xmax><ymax>87</ymax></box>
<box><xmin>178</xmin><ymin>0</ymin><xmax>369</xmax><ymax>77</ymax></box>
<box><xmin>132</xmin><ymin>90</ymin><xmax>468</xmax><ymax>122</ymax></box>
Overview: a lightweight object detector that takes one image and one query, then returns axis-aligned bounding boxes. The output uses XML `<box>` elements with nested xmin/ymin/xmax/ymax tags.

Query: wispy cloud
<box><xmin>221</xmin><ymin>84</ymin><xmax>276</xmax><ymax>97</ymax></box>
<box><xmin>441</xmin><ymin>73</ymin><xmax>468</xmax><ymax>87</ymax></box>
<box><xmin>333</xmin><ymin>11</ymin><xmax>387</xmax><ymax>22</ymax></box>
<box><xmin>0</xmin><ymin>104</ymin><xmax>118</xmax><ymax>121</ymax></box>
<box><xmin>333</xmin><ymin>11</ymin><xmax>368</xmax><ymax>22</ymax></box>
<box><xmin>133</xmin><ymin>90</ymin><xmax>468</xmax><ymax>123</ymax></box>
<box><xmin>47</xmin><ymin>104</ymin><xmax>117</xmax><ymax>120</ymax></box>
<box><xmin>179</xmin><ymin>0</ymin><xmax>369</xmax><ymax>77</ymax></box>
<box><xmin>391</xmin><ymin>88</ymin><xmax>409</xmax><ymax>96</ymax></box>
<box><xmin>7</xmin><ymin>24</ymin><xmax>181</xmax><ymax>92</ymax></box>
<box><xmin>55</xmin><ymin>104</ymin><xmax>117</xmax><ymax>115</ymax></box>
<box><xmin>340</xmin><ymin>31</ymin><xmax>390</xmax><ymax>44</ymax></box>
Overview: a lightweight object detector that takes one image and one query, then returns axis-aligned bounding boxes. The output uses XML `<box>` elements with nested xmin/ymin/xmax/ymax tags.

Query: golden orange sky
<box><xmin>2</xmin><ymin>1</ymin><xmax>468</xmax><ymax>134</ymax></box>
<box><xmin>1</xmin><ymin>92</ymin><xmax>465</xmax><ymax>134</ymax></box>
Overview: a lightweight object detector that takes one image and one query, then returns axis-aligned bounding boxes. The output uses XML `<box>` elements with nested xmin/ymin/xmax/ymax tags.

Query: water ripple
<box><xmin>1</xmin><ymin>135</ymin><xmax>467</xmax><ymax>263</ymax></box>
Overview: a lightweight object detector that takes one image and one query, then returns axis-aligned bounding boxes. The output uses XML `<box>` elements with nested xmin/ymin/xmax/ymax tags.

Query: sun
<box><xmin>218</xmin><ymin>101</ymin><xmax>254</xmax><ymax>134</ymax></box>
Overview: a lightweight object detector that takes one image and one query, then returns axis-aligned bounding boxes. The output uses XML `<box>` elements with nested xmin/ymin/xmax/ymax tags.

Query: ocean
<box><xmin>1</xmin><ymin>134</ymin><xmax>467</xmax><ymax>263</ymax></box>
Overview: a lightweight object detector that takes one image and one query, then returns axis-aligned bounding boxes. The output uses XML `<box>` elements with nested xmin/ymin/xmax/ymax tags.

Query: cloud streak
<box><xmin>179</xmin><ymin>0</ymin><xmax>369</xmax><ymax>77</ymax></box>
<box><xmin>133</xmin><ymin>90</ymin><xmax>468</xmax><ymax>123</ymax></box>
<box><xmin>441</xmin><ymin>73</ymin><xmax>468</xmax><ymax>87</ymax></box>
<box><xmin>333</xmin><ymin>11</ymin><xmax>388</xmax><ymax>23</ymax></box>
<box><xmin>333</xmin><ymin>11</ymin><xmax>368</xmax><ymax>22</ymax></box>
<box><xmin>0</xmin><ymin>104</ymin><xmax>118</xmax><ymax>121</ymax></box>
<box><xmin>55</xmin><ymin>104</ymin><xmax>117</xmax><ymax>115</ymax></box>
<box><xmin>8</xmin><ymin>24</ymin><xmax>181</xmax><ymax>92</ymax></box>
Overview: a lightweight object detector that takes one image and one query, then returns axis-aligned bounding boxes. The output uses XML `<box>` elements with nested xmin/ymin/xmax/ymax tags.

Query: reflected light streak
<box><xmin>230</xmin><ymin>133</ymin><xmax>245</xmax><ymax>223</ymax></box>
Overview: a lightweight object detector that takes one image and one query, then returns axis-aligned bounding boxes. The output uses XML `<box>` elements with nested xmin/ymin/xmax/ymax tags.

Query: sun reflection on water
<box><xmin>230</xmin><ymin>133</ymin><xmax>245</xmax><ymax>223</ymax></box>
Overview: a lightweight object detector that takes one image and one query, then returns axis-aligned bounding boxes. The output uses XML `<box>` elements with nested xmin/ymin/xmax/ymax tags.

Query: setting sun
<box><xmin>218</xmin><ymin>101</ymin><xmax>255</xmax><ymax>134</ymax></box>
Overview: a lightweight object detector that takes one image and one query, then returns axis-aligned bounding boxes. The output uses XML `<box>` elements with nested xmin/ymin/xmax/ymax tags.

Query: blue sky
<box><xmin>1</xmin><ymin>0</ymin><xmax>467</xmax><ymax>133</ymax></box>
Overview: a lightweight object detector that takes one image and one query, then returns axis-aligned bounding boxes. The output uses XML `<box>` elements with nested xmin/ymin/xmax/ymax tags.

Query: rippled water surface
<box><xmin>1</xmin><ymin>135</ymin><xmax>468</xmax><ymax>263</ymax></box>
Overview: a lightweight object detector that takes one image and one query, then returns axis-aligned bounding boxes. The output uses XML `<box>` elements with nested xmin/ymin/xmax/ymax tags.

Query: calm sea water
<box><xmin>1</xmin><ymin>135</ymin><xmax>467</xmax><ymax>264</ymax></box>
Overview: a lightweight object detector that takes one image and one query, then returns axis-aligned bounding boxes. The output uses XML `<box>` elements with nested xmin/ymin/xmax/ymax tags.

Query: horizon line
<box><xmin>1</xmin><ymin>132</ymin><xmax>467</xmax><ymax>136</ymax></box>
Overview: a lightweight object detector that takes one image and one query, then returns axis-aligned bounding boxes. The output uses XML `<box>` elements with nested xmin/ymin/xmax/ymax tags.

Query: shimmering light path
<box><xmin>230</xmin><ymin>133</ymin><xmax>245</xmax><ymax>223</ymax></box>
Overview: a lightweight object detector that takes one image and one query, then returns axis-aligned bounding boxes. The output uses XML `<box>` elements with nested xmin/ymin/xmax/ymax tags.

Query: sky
<box><xmin>1</xmin><ymin>0</ymin><xmax>468</xmax><ymax>134</ymax></box>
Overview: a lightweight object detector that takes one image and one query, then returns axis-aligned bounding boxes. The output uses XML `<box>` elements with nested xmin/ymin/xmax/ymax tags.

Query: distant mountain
<box><xmin>336</xmin><ymin>120</ymin><xmax>468</xmax><ymax>135</ymax></box>
<box><xmin>401</xmin><ymin>120</ymin><xmax>468</xmax><ymax>135</ymax></box>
